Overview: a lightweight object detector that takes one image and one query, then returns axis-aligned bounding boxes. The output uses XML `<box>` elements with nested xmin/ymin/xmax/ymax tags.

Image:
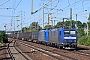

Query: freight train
<box><xmin>8</xmin><ymin>28</ymin><xmax>78</xmax><ymax>49</ymax></box>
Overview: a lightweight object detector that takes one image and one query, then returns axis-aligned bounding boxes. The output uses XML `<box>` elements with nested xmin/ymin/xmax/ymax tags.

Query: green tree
<box><xmin>77</xmin><ymin>21</ymin><xmax>82</xmax><ymax>28</ymax></box>
<box><xmin>85</xmin><ymin>35</ymin><xmax>90</xmax><ymax>46</ymax></box>
<box><xmin>55</xmin><ymin>22</ymin><xmax>63</xmax><ymax>28</ymax></box>
<box><xmin>64</xmin><ymin>21</ymin><xmax>70</xmax><ymax>27</ymax></box>
<box><xmin>22</xmin><ymin>27</ymin><xmax>28</xmax><ymax>32</ymax></box>
<box><xmin>87</xmin><ymin>22</ymin><xmax>90</xmax><ymax>28</ymax></box>
<box><xmin>72</xmin><ymin>20</ymin><xmax>76</xmax><ymax>28</ymax></box>
<box><xmin>29</xmin><ymin>22</ymin><xmax>42</xmax><ymax>32</ymax></box>
<box><xmin>77</xmin><ymin>28</ymin><xmax>85</xmax><ymax>38</ymax></box>
<box><xmin>82</xmin><ymin>23</ymin><xmax>87</xmax><ymax>28</ymax></box>
<box><xmin>55</xmin><ymin>20</ymin><xmax>75</xmax><ymax>28</ymax></box>
<box><xmin>44</xmin><ymin>25</ymin><xmax>52</xmax><ymax>29</ymax></box>
<box><xmin>78</xmin><ymin>36</ymin><xmax>87</xmax><ymax>45</ymax></box>
<box><xmin>0</xmin><ymin>31</ymin><xmax>8</xmax><ymax>43</ymax></box>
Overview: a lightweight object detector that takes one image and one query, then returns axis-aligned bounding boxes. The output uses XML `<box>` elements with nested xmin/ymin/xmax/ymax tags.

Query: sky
<box><xmin>0</xmin><ymin>0</ymin><xmax>90</xmax><ymax>31</ymax></box>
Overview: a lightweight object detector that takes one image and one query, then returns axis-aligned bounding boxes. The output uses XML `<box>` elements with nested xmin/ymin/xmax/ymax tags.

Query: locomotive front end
<box><xmin>63</xmin><ymin>28</ymin><xmax>77</xmax><ymax>49</ymax></box>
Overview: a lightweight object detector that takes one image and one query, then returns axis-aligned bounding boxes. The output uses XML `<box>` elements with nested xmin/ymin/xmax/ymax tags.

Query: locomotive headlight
<box><xmin>74</xmin><ymin>40</ymin><xmax>76</xmax><ymax>42</ymax></box>
<box><xmin>62</xmin><ymin>43</ymin><xmax>63</xmax><ymax>44</ymax></box>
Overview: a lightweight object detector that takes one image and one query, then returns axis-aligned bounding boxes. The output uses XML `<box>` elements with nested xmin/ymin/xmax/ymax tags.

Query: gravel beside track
<box><xmin>0</xmin><ymin>44</ymin><xmax>11</xmax><ymax>60</ymax></box>
<box><xmin>16</xmin><ymin>41</ymin><xmax>59</xmax><ymax>60</ymax></box>
<box><xmin>17</xmin><ymin>40</ymin><xmax>90</xmax><ymax>60</ymax></box>
<box><xmin>18</xmin><ymin>42</ymin><xmax>78</xmax><ymax>60</ymax></box>
<box><xmin>8</xmin><ymin>38</ymin><xmax>90</xmax><ymax>60</ymax></box>
<box><xmin>7</xmin><ymin>38</ymin><xmax>29</xmax><ymax>60</ymax></box>
<box><xmin>78</xmin><ymin>44</ymin><xmax>90</xmax><ymax>49</ymax></box>
<box><xmin>9</xmin><ymin>41</ymin><xmax>27</xmax><ymax>60</ymax></box>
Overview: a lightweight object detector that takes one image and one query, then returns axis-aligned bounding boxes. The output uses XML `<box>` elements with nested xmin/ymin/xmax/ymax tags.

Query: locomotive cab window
<box><xmin>64</xmin><ymin>30</ymin><xmax>76</xmax><ymax>34</ymax></box>
<box><xmin>70</xmin><ymin>31</ymin><xmax>76</xmax><ymax>34</ymax></box>
<box><xmin>64</xmin><ymin>31</ymin><xmax>70</xmax><ymax>34</ymax></box>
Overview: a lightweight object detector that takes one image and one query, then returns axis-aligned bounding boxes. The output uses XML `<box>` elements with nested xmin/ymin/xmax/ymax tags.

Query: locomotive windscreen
<box><xmin>64</xmin><ymin>30</ymin><xmax>76</xmax><ymax>34</ymax></box>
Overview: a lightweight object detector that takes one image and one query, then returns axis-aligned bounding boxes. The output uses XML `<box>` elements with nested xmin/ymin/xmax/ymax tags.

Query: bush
<box><xmin>78</xmin><ymin>35</ymin><xmax>90</xmax><ymax>46</ymax></box>
<box><xmin>77</xmin><ymin>28</ymin><xmax>85</xmax><ymax>38</ymax></box>
<box><xmin>85</xmin><ymin>36</ymin><xmax>90</xmax><ymax>46</ymax></box>
<box><xmin>0</xmin><ymin>31</ymin><xmax>8</xmax><ymax>43</ymax></box>
<box><xmin>78</xmin><ymin>28</ymin><xmax>90</xmax><ymax>46</ymax></box>
<box><xmin>78</xmin><ymin>36</ymin><xmax>88</xmax><ymax>45</ymax></box>
<box><xmin>0</xmin><ymin>35</ymin><xmax>3</xmax><ymax>43</ymax></box>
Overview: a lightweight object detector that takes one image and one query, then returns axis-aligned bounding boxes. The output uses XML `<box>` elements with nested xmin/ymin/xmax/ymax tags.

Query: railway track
<box><xmin>7</xmin><ymin>40</ymin><xmax>15</xmax><ymax>60</ymax></box>
<box><xmin>18</xmin><ymin>41</ymin><xmax>78</xmax><ymax>60</ymax></box>
<box><xmin>71</xmin><ymin>50</ymin><xmax>90</xmax><ymax>57</ymax></box>
<box><xmin>17</xmin><ymin>40</ymin><xmax>90</xmax><ymax>60</ymax></box>
<box><xmin>33</xmin><ymin>41</ymin><xmax>90</xmax><ymax>58</ymax></box>
<box><xmin>9</xmin><ymin>38</ymin><xmax>90</xmax><ymax>60</ymax></box>
<box><xmin>14</xmin><ymin>40</ymin><xmax>32</xmax><ymax>60</ymax></box>
<box><xmin>64</xmin><ymin>46</ymin><xmax>90</xmax><ymax>57</ymax></box>
<box><xmin>8</xmin><ymin>39</ymin><xmax>32</xmax><ymax>60</ymax></box>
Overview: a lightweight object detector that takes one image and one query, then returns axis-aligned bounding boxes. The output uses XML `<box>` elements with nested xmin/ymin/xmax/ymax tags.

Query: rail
<box><xmin>14</xmin><ymin>40</ymin><xmax>32</xmax><ymax>60</ymax></box>
<box><xmin>20</xmin><ymin>42</ymin><xmax>78</xmax><ymax>60</ymax></box>
<box><xmin>7</xmin><ymin>40</ymin><xmax>15</xmax><ymax>60</ymax></box>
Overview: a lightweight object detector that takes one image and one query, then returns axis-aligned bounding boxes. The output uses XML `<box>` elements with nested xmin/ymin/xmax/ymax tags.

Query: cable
<box><xmin>54</xmin><ymin>0</ymin><xmax>81</xmax><ymax>12</ymax></box>
<box><xmin>76</xmin><ymin>7</ymin><xmax>90</xmax><ymax>15</ymax></box>
<box><xmin>63</xmin><ymin>0</ymin><xmax>81</xmax><ymax>10</ymax></box>
<box><xmin>0</xmin><ymin>0</ymin><xmax>10</xmax><ymax>6</ymax></box>
<box><xmin>53</xmin><ymin>0</ymin><xmax>90</xmax><ymax>15</ymax></box>
<box><xmin>14</xmin><ymin>0</ymin><xmax>22</xmax><ymax>10</ymax></box>
<box><xmin>82</xmin><ymin>0</ymin><xmax>84</xmax><ymax>11</ymax></box>
<box><xmin>13</xmin><ymin>0</ymin><xmax>16</xmax><ymax>9</ymax></box>
<box><xmin>0</xmin><ymin>14</ymin><xmax>19</xmax><ymax>17</ymax></box>
<box><xmin>50</xmin><ymin>0</ymin><xmax>61</xmax><ymax>10</ymax></box>
<box><xmin>46</xmin><ymin>0</ymin><xmax>62</xmax><ymax>11</ymax></box>
<box><xmin>32</xmin><ymin>0</ymin><xmax>57</xmax><ymax>14</ymax></box>
<box><xmin>68</xmin><ymin>0</ymin><xmax>70</xmax><ymax>6</ymax></box>
<box><xmin>45</xmin><ymin>0</ymin><xmax>81</xmax><ymax>15</ymax></box>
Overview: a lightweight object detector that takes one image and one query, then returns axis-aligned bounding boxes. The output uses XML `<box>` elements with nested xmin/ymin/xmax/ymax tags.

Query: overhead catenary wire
<box><xmin>14</xmin><ymin>0</ymin><xmax>22</xmax><ymax>10</ymax></box>
<box><xmin>31</xmin><ymin>0</ymin><xmax>56</xmax><ymax>14</ymax></box>
<box><xmin>1</xmin><ymin>0</ymin><xmax>90</xmax><ymax>31</ymax></box>
<box><xmin>0</xmin><ymin>0</ymin><xmax>15</xmax><ymax>25</ymax></box>
<box><xmin>0</xmin><ymin>0</ymin><xmax>10</xmax><ymax>6</ymax></box>
<box><xmin>11</xmin><ymin>0</ymin><xmax>23</xmax><ymax>31</ymax></box>
<box><xmin>82</xmin><ymin>0</ymin><xmax>84</xmax><ymax>11</ymax></box>
<box><xmin>62</xmin><ymin>0</ymin><xmax>81</xmax><ymax>10</ymax></box>
<box><xmin>74</xmin><ymin>7</ymin><xmax>90</xmax><ymax>15</ymax></box>
<box><xmin>44</xmin><ymin>0</ymin><xmax>81</xmax><ymax>16</ymax></box>
<box><xmin>43</xmin><ymin>0</ymin><xmax>90</xmax><ymax>24</ymax></box>
<box><xmin>31</xmin><ymin>0</ymin><xmax>90</xmax><ymax>19</ymax></box>
<box><xmin>55</xmin><ymin>0</ymin><xmax>81</xmax><ymax>12</ymax></box>
<box><xmin>46</xmin><ymin>0</ymin><xmax>62</xmax><ymax>11</ymax></box>
<box><xmin>37</xmin><ymin>0</ymin><xmax>90</xmax><ymax>19</ymax></box>
<box><xmin>0</xmin><ymin>15</ymin><xmax>19</xmax><ymax>17</ymax></box>
<box><xmin>68</xmin><ymin>0</ymin><xmax>70</xmax><ymax>6</ymax></box>
<box><xmin>52</xmin><ymin>0</ymin><xmax>90</xmax><ymax>15</ymax></box>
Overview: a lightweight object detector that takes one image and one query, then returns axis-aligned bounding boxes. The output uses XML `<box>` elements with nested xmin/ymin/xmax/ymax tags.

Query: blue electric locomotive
<box><xmin>38</xmin><ymin>30</ymin><xmax>49</xmax><ymax>45</ymax></box>
<box><xmin>62</xmin><ymin>28</ymin><xmax>77</xmax><ymax>49</ymax></box>
<box><xmin>38</xmin><ymin>28</ymin><xmax>77</xmax><ymax>49</ymax></box>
